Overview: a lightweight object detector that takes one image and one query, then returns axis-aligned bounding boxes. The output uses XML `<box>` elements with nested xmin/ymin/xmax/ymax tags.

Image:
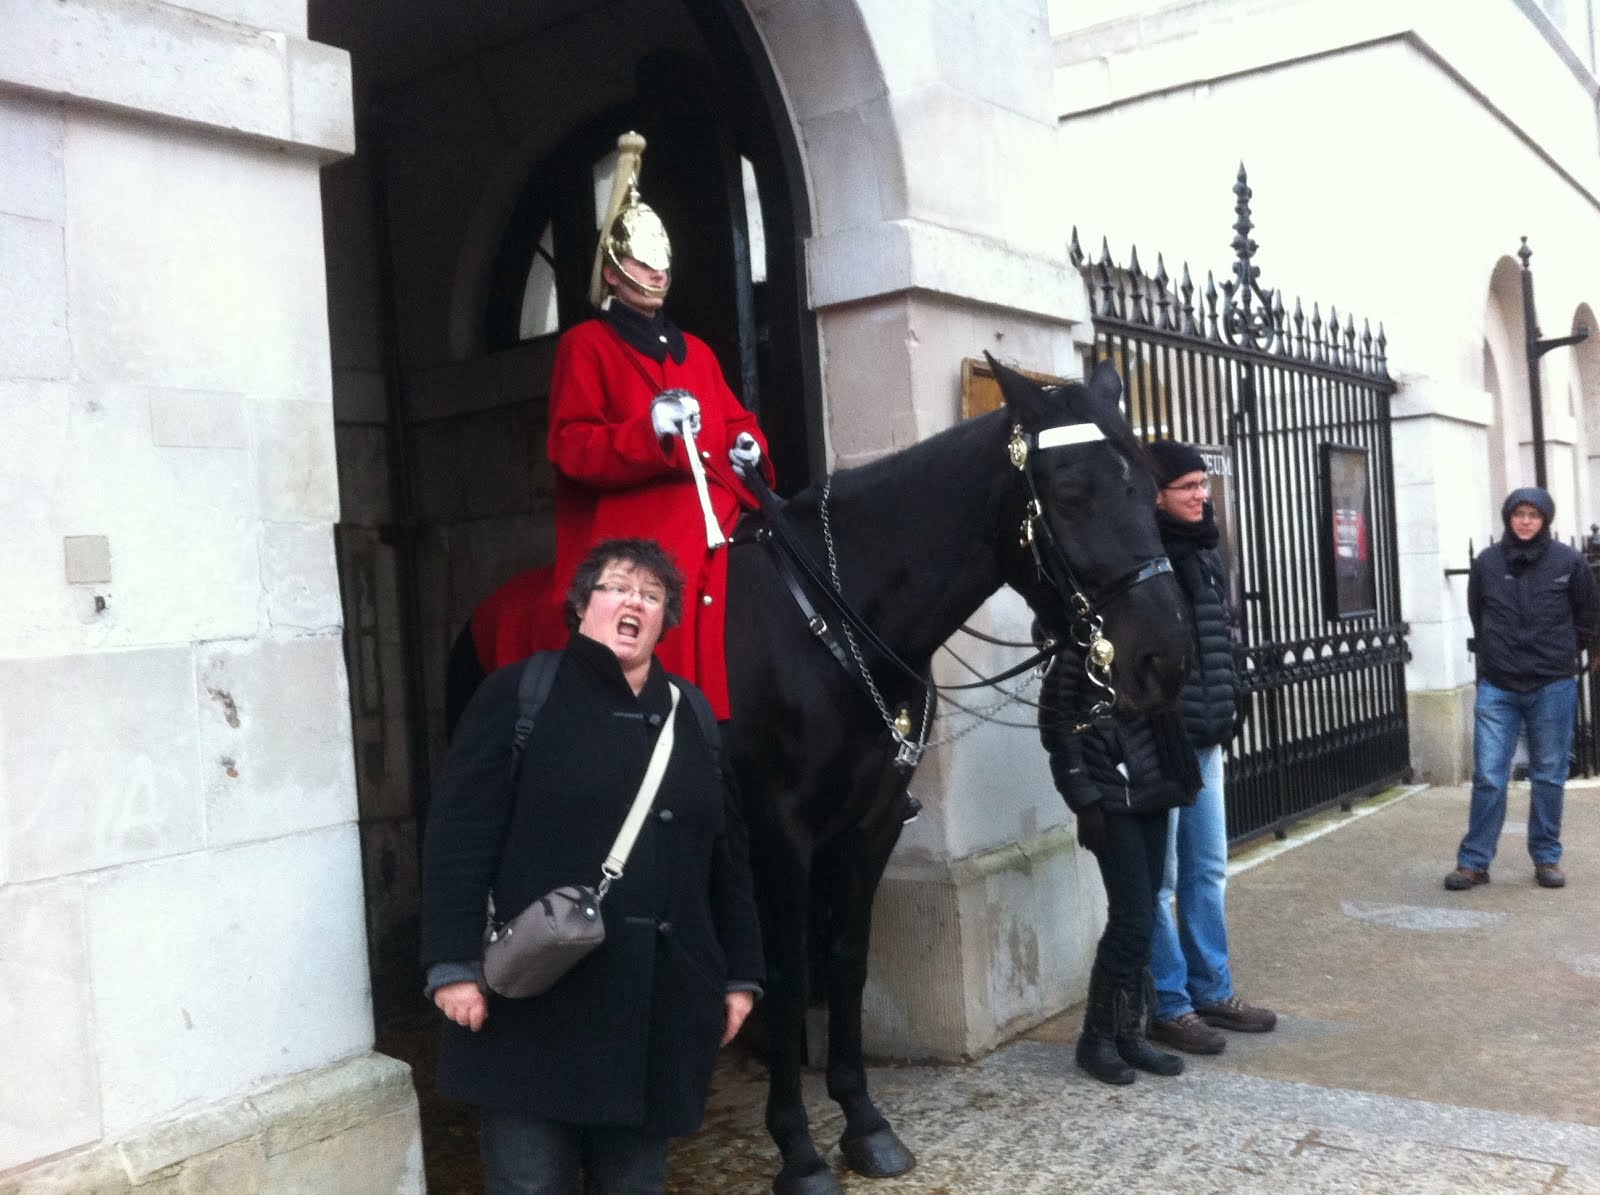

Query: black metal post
<box><xmin>1519</xmin><ymin>237</ymin><xmax>1590</xmax><ymax>490</ymax></box>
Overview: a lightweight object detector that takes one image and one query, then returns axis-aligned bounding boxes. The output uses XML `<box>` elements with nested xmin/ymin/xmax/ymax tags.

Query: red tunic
<box><xmin>481</xmin><ymin>318</ymin><xmax>770</xmax><ymax>718</ymax></box>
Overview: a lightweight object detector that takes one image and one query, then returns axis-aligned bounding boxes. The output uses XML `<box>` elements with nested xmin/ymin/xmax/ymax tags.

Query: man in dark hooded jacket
<box><xmin>1447</xmin><ymin>487</ymin><xmax>1600</xmax><ymax>891</ymax></box>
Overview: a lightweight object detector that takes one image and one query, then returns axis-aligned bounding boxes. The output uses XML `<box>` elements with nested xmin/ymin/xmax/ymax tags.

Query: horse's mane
<box><xmin>784</xmin><ymin>374</ymin><xmax>1150</xmax><ymax>514</ymax></box>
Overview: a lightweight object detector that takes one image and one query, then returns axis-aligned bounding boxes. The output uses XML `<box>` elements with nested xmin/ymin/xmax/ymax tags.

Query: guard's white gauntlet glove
<box><xmin>729</xmin><ymin>432</ymin><xmax>762</xmax><ymax>476</ymax></box>
<box><xmin>651</xmin><ymin>390</ymin><xmax>701</xmax><ymax>438</ymax></box>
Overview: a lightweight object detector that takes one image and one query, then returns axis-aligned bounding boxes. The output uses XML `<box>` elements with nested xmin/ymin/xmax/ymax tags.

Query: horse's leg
<box><xmin>751</xmin><ymin>821</ymin><xmax>844</xmax><ymax>1195</ymax></box>
<box><xmin>817</xmin><ymin>799</ymin><xmax>916</xmax><ymax>1179</ymax></box>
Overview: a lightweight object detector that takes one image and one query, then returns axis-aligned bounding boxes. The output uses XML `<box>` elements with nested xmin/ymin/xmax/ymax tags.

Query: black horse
<box><xmin>446</xmin><ymin>358</ymin><xmax>1191</xmax><ymax>1193</ymax></box>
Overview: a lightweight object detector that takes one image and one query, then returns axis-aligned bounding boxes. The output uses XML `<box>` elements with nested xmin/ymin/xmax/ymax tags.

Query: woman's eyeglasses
<box><xmin>1163</xmin><ymin>480</ymin><xmax>1209</xmax><ymax>495</ymax></box>
<box><xmin>592</xmin><ymin>582</ymin><xmax>665</xmax><ymax>608</ymax></box>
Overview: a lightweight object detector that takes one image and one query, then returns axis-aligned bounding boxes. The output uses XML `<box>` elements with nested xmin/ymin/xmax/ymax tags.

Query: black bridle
<box><xmin>743</xmin><ymin>414</ymin><xmax>1173</xmax><ymax>767</ymax></box>
<box><xmin>1009</xmin><ymin>421</ymin><xmax>1174</xmax><ymax>729</ymax></box>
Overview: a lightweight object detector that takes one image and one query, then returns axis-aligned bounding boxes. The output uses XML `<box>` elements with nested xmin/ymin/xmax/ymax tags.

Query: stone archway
<box><xmin>1483</xmin><ymin>254</ymin><xmax>1529</xmax><ymax>529</ymax></box>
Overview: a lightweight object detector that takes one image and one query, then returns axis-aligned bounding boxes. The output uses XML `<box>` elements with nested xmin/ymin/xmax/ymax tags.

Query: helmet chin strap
<box><xmin>608</xmin><ymin>251</ymin><xmax>670</xmax><ymax>300</ymax></box>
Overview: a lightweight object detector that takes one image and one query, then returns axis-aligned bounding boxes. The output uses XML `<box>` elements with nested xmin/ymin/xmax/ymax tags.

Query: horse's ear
<box><xmin>984</xmin><ymin>352</ymin><xmax>1049</xmax><ymax>425</ymax></box>
<box><xmin>1086</xmin><ymin>358</ymin><xmax>1123</xmax><ymax>406</ymax></box>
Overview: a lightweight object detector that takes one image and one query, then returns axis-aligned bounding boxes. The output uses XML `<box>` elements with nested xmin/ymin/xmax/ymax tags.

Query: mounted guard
<box><xmin>470</xmin><ymin>130</ymin><xmax>773</xmax><ymax>719</ymax></box>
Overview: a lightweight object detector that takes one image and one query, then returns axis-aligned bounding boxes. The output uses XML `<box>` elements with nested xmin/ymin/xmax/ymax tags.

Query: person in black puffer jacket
<box><xmin>1446</xmin><ymin>486</ymin><xmax>1600</xmax><ymax>892</ymax></box>
<box><xmin>1143</xmin><ymin>441</ymin><xmax>1278</xmax><ymax>1058</ymax></box>
<box><xmin>1037</xmin><ymin>624</ymin><xmax>1199</xmax><ymax>1085</ymax></box>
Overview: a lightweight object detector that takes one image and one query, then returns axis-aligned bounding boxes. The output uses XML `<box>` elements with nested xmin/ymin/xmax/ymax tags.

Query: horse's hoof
<box><xmin>840</xmin><ymin>1127</ymin><xmax>917</xmax><ymax>1178</ymax></box>
<box><xmin>771</xmin><ymin>1166</ymin><xmax>844</xmax><ymax>1195</ymax></box>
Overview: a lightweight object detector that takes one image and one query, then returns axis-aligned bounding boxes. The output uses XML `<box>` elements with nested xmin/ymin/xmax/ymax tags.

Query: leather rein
<box><xmin>740</xmin><ymin>417</ymin><xmax>1172</xmax><ymax>769</ymax></box>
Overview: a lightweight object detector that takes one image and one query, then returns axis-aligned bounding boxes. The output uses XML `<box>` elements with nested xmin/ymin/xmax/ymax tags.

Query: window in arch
<box><xmin>518</xmin><ymin>222</ymin><xmax>559</xmax><ymax>341</ymax></box>
<box><xmin>742</xmin><ymin>156</ymin><xmax>767</xmax><ymax>285</ymax></box>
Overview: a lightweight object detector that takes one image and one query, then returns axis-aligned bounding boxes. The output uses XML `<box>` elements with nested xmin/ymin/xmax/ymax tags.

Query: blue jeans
<box><xmin>1150</xmin><ymin>744</ymin><xmax>1234</xmax><ymax>1020</ymax></box>
<box><xmin>1458</xmin><ymin>677</ymin><xmax>1576</xmax><ymax>871</ymax></box>
<box><xmin>480</xmin><ymin>1110</ymin><xmax>669</xmax><ymax>1195</ymax></box>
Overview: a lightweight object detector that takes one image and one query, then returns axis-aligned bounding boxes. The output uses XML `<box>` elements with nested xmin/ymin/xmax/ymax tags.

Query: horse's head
<box><xmin>987</xmin><ymin>354</ymin><xmax>1191</xmax><ymax>714</ymax></box>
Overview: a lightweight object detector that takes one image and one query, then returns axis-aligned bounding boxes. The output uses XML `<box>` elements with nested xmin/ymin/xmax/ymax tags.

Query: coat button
<box><xmin>647</xmin><ymin>713</ymin><xmax>663</xmax><ymax>727</ymax></box>
<box><xmin>658</xmin><ymin>808</ymin><xmax>674</xmax><ymax>823</ymax></box>
<box><xmin>657</xmin><ymin>920</ymin><xmax>673</xmax><ymax>936</ymax></box>
<box><xmin>702</xmin><ymin>594</ymin><xmax>713</xmax><ymax>606</ymax></box>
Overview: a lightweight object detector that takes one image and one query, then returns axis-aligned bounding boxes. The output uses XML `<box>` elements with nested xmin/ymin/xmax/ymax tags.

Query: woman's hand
<box><xmin>434</xmin><ymin>981</ymin><xmax>489</xmax><ymax>1032</ymax></box>
<box><xmin>722</xmin><ymin>990</ymin><xmax>755</xmax><ymax>1045</ymax></box>
<box><xmin>1075</xmin><ymin>806</ymin><xmax>1108</xmax><ymax>854</ymax></box>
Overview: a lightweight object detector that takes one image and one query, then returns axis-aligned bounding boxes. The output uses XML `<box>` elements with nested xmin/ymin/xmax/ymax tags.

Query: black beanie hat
<box><xmin>1148</xmin><ymin>440</ymin><xmax>1207</xmax><ymax>487</ymax></box>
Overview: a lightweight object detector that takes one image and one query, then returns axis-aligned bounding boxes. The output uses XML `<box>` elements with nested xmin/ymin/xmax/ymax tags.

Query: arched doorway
<box><xmin>309</xmin><ymin>0</ymin><xmax>817</xmax><ymax>1037</ymax></box>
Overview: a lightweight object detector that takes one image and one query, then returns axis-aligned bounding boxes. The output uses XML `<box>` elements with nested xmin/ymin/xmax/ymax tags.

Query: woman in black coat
<box><xmin>1038</xmin><ymin>626</ymin><xmax>1199</xmax><ymax>1085</ymax></box>
<box><xmin>421</xmin><ymin>538</ymin><xmax>764</xmax><ymax>1194</ymax></box>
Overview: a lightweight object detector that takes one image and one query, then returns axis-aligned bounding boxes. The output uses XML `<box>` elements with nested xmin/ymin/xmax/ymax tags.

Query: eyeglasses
<box><xmin>591</xmin><ymin>582</ymin><xmax>665</xmax><ymax>608</ymax></box>
<box><xmin>1163</xmin><ymin>480</ymin><xmax>1209</xmax><ymax>495</ymax></box>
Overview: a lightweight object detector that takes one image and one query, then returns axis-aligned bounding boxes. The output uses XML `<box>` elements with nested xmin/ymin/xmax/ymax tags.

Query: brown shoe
<box><xmin>1535</xmin><ymin>863</ymin><xmax>1566</xmax><ymax>889</ymax></box>
<box><xmin>1147</xmin><ymin>1012</ymin><xmax>1226</xmax><ymax>1055</ymax></box>
<box><xmin>1195</xmin><ymin>994</ymin><xmax>1277</xmax><ymax>1033</ymax></box>
<box><xmin>1443</xmin><ymin>866</ymin><xmax>1490</xmax><ymax>891</ymax></box>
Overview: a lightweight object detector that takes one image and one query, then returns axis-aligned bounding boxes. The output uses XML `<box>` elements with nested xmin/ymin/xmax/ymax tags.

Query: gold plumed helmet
<box><xmin>588</xmin><ymin>131</ymin><xmax>672</xmax><ymax>308</ymax></box>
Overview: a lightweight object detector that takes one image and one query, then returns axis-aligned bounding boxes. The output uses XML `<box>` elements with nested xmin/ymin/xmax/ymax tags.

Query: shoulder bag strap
<box><xmin>596</xmin><ymin>682</ymin><xmax>682</xmax><ymax>897</ymax></box>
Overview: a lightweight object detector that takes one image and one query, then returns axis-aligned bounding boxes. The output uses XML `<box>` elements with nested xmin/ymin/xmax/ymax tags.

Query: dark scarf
<box><xmin>603</xmin><ymin>299</ymin><xmax>687</xmax><ymax>364</ymax></box>
<box><xmin>1158</xmin><ymin>505</ymin><xmax>1221</xmax><ymax>597</ymax></box>
<box><xmin>1501</xmin><ymin>528</ymin><xmax>1550</xmax><ymax>573</ymax></box>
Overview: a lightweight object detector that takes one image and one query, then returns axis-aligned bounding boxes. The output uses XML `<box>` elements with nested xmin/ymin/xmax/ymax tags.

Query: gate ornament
<box><xmin>1070</xmin><ymin>165</ymin><xmax>1409</xmax><ymax>845</ymax></box>
<box><xmin>1069</xmin><ymin>164</ymin><xmax>1390</xmax><ymax>379</ymax></box>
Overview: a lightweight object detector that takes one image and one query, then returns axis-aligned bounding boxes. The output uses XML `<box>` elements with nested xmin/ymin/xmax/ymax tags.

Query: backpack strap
<box><xmin>673</xmin><ymin>679</ymin><xmax>723</xmax><ymax>780</ymax></box>
<box><xmin>511</xmin><ymin>651</ymin><xmax>563</xmax><ymax>765</ymax></box>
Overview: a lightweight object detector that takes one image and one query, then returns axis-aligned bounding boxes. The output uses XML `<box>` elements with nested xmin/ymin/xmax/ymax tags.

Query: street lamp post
<box><xmin>1519</xmin><ymin>236</ymin><xmax>1589</xmax><ymax>489</ymax></box>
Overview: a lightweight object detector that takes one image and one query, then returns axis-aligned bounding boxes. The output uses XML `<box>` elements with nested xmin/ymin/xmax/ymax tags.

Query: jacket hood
<box><xmin>1502</xmin><ymin>486</ymin><xmax>1555</xmax><ymax>529</ymax></box>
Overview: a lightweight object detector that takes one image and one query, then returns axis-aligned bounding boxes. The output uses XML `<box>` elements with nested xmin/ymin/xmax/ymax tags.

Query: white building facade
<box><xmin>2</xmin><ymin>0</ymin><xmax>1596</xmax><ymax>1188</ymax></box>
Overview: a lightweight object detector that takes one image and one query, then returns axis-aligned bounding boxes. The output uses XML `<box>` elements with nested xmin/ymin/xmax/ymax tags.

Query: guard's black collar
<box><xmin>604</xmin><ymin>300</ymin><xmax>686</xmax><ymax>365</ymax></box>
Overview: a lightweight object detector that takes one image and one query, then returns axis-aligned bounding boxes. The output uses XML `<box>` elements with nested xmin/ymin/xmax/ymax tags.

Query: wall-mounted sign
<box><xmin>1320</xmin><ymin>443</ymin><xmax>1378</xmax><ymax>620</ymax></box>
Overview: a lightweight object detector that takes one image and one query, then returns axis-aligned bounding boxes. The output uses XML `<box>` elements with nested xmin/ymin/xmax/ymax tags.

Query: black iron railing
<box><xmin>1078</xmin><ymin>166</ymin><xmax>1412</xmax><ymax>844</ymax></box>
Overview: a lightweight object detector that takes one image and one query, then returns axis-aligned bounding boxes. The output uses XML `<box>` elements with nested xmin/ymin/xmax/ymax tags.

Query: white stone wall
<box><xmin>1051</xmin><ymin>0</ymin><xmax>1600</xmax><ymax>776</ymax></box>
<box><xmin>0</xmin><ymin>2</ymin><xmax>417</xmax><ymax>1186</ymax></box>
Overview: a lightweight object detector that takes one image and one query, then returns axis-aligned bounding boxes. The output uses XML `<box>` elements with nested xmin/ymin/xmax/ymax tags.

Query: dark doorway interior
<box><xmin>309</xmin><ymin>3</ymin><xmax>814</xmax><ymax>1181</ymax></box>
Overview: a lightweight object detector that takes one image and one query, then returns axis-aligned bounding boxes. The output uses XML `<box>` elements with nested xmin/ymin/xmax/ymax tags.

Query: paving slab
<box><xmin>660</xmin><ymin>781</ymin><xmax>1600</xmax><ymax>1193</ymax></box>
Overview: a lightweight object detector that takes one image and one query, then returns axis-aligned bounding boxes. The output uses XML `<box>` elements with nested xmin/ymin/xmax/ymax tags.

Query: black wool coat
<box><xmin>419</xmin><ymin>633</ymin><xmax>764</xmax><ymax>1136</ymax></box>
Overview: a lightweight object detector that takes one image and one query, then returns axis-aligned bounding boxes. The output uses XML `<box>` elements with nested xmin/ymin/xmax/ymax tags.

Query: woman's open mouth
<box><xmin>617</xmin><ymin>615</ymin><xmax>641</xmax><ymax>641</ymax></box>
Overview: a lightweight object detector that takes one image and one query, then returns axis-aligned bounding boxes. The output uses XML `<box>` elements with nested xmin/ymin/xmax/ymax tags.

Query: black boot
<box><xmin>1115</xmin><ymin>972</ymin><xmax>1184</xmax><ymax>1077</ymax></box>
<box><xmin>1075</xmin><ymin>965</ymin><xmax>1135</xmax><ymax>1085</ymax></box>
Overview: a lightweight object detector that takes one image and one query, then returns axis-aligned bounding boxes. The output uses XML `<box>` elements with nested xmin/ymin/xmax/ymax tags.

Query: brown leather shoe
<box><xmin>1535</xmin><ymin>863</ymin><xmax>1566</xmax><ymax>888</ymax></box>
<box><xmin>1195</xmin><ymin>994</ymin><xmax>1277</xmax><ymax>1033</ymax></box>
<box><xmin>1443</xmin><ymin>866</ymin><xmax>1490</xmax><ymax>891</ymax></box>
<box><xmin>1148</xmin><ymin>1012</ymin><xmax>1226</xmax><ymax>1055</ymax></box>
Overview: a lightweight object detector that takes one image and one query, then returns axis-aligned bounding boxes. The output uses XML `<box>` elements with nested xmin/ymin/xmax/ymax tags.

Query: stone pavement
<box><xmin>663</xmin><ymin>781</ymin><xmax>1600</xmax><ymax>1193</ymax></box>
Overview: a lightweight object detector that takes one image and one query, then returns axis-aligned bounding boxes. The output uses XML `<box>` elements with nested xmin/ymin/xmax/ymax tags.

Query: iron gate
<box><xmin>1077</xmin><ymin>168</ymin><xmax>1411</xmax><ymax>843</ymax></box>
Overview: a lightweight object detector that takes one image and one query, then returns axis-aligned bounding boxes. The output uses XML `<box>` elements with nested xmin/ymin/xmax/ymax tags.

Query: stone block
<box><xmin>0</xmin><ymin>93</ymin><xmax>65</xmax><ymax>222</ymax></box>
<box><xmin>261</xmin><ymin>1109</ymin><xmax>423</xmax><ymax>1193</ymax></box>
<box><xmin>757</xmin><ymin>0</ymin><xmax>890</xmax><ymax>122</ymax></box>
<box><xmin>116</xmin><ymin>1100</ymin><xmax>261</xmax><ymax>1182</ymax></box>
<box><xmin>159</xmin><ymin>0</ymin><xmax>307</xmax><ymax>34</ymax></box>
<box><xmin>134</xmin><ymin>1137</ymin><xmax>268</xmax><ymax>1194</ymax></box>
<box><xmin>36</xmin><ymin>386</ymin><xmax>261</xmax><ymax>649</ymax></box>
<box><xmin>0</xmin><ymin>880</ymin><xmax>100</xmax><ymax>1171</ymax></box>
<box><xmin>800</xmin><ymin>100</ymin><xmax>904</xmax><ymax>234</ymax></box>
<box><xmin>0</xmin><ymin>213</ymin><xmax>70</xmax><ymax>380</ymax></box>
<box><xmin>64</xmin><ymin>111</ymin><xmax>334</xmax><ymax>397</ymax></box>
<box><xmin>86</xmin><ymin>825</ymin><xmax>374</xmax><ymax>1136</ymax></box>
<box><xmin>335</xmin><ymin>422</ymin><xmax>392</xmax><ymax>525</ymax></box>
<box><xmin>196</xmin><ymin>634</ymin><xmax>358</xmax><ymax>847</ymax></box>
<box><xmin>287</xmin><ymin>36</ymin><xmax>355</xmax><ymax>158</ymax></box>
<box><xmin>62</xmin><ymin>534</ymin><xmax>112</xmax><ymax>584</ymax></box>
<box><xmin>250</xmin><ymin>1050</ymin><xmax>416</xmax><ymax>1158</ymax></box>
<box><xmin>254</xmin><ymin>399</ymin><xmax>341</xmax><ymax>522</ymax></box>
<box><xmin>0</xmin><ymin>647</ymin><xmax>202</xmax><ymax>882</ymax></box>
<box><xmin>1408</xmin><ymin>685</ymin><xmax>1474</xmax><ymax>785</ymax></box>
<box><xmin>0</xmin><ymin>1147</ymin><xmax>128</xmax><ymax>1195</ymax></box>
<box><xmin>148</xmin><ymin>392</ymin><xmax>249</xmax><ymax>450</ymax></box>
<box><xmin>260</xmin><ymin>522</ymin><xmax>345</xmax><ymax>631</ymax></box>
<box><xmin>0</xmin><ymin>0</ymin><xmax>349</xmax><ymax>156</ymax></box>
<box><xmin>332</xmin><ymin>367</ymin><xmax>389</xmax><ymax>427</ymax></box>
